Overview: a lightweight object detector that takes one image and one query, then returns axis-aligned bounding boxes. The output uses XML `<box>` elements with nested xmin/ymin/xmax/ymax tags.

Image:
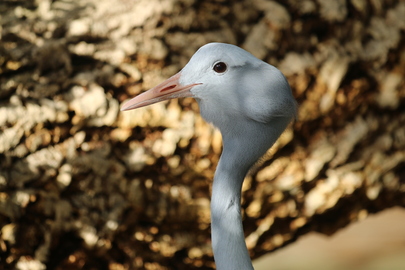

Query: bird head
<box><xmin>121</xmin><ymin>43</ymin><xmax>296</xmax><ymax>134</ymax></box>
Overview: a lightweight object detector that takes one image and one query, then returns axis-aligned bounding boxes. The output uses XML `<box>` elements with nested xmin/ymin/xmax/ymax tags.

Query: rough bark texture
<box><xmin>1</xmin><ymin>0</ymin><xmax>404</xmax><ymax>269</ymax></box>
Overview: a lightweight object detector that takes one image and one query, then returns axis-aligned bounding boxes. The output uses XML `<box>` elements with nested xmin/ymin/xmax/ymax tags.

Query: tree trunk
<box><xmin>0</xmin><ymin>0</ymin><xmax>404</xmax><ymax>269</ymax></box>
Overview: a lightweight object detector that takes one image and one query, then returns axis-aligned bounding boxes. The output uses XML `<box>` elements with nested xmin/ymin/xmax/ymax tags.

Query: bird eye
<box><xmin>213</xmin><ymin>62</ymin><xmax>227</xmax><ymax>73</ymax></box>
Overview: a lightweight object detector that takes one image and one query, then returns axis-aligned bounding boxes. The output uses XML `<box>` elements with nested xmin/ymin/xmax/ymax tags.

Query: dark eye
<box><xmin>213</xmin><ymin>62</ymin><xmax>227</xmax><ymax>73</ymax></box>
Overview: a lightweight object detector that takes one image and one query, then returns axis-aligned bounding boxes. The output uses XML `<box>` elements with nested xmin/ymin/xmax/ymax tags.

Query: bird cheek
<box><xmin>190</xmin><ymin>84</ymin><xmax>206</xmax><ymax>98</ymax></box>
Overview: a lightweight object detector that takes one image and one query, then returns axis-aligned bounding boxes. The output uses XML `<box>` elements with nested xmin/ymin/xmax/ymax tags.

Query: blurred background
<box><xmin>254</xmin><ymin>207</ymin><xmax>405</xmax><ymax>270</ymax></box>
<box><xmin>0</xmin><ymin>0</ymin><xmax>404</xmax><ymax>269</ymax></box>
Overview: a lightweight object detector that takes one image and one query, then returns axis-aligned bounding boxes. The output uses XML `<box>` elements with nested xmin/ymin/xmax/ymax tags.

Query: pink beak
<box><xmin>121</xmin><ymin>72</ymin><xmax>201</xmax><ymax>111</ymax></box>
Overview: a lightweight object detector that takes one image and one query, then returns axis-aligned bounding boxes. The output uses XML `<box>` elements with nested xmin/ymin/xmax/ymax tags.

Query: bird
<box><xmin>121</xmin><ymin>43</ymin><xmax>297</xmax><ymax>270</ymax></box>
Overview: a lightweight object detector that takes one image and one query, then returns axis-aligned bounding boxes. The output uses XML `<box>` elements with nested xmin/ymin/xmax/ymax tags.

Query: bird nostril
<box><xmin>160</xmin><ymin>85</ymin><xmax>176</xmax><ymax>92</ymax></box>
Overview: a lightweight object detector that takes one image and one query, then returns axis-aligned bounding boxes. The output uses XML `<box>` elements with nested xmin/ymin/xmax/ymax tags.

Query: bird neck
<box><xmin>210</xmin><ymin>135</ymin><xmax>260</xmax><ymax>270</ymax></box>
<box><xmin>210</xmin><ymin>119</ymin><xmax>290</xmax><ymax>270</ymax></box>
<box><xmin>211</xmin><ymin>144</ymin><xmax>253</xmax><ymax>270</ymax></box>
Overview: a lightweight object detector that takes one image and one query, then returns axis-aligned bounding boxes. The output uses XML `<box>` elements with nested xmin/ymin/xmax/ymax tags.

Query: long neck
<box><xmin>211</xmin><ymin>138</ymin><xmax>254</xmax><ymax>270</ymax></box>
<box><xmin>210</xmin><ymin>119</ymin><xmax>289</xmax><ymax>270</ymax></box>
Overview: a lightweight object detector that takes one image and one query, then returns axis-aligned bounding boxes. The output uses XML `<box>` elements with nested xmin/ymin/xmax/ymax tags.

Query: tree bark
<box><xmin>0</xmin><ymin>0</ymin><xmax>404</xmax><ymax>269</ymax></box>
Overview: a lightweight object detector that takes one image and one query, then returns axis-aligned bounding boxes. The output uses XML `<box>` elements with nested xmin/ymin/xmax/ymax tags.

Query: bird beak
<box><xmin>121</xmin><ymin>72</ymin><xmax>201</xmax><ymax>111</ymax></box>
